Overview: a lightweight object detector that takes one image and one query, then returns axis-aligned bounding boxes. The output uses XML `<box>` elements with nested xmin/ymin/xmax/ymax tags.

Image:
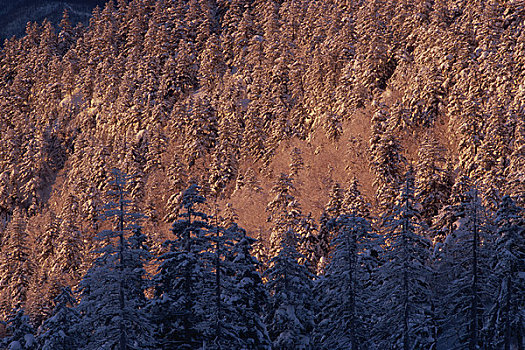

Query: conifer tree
<box><xmin>57</xmin><ymin>10</ymin><xmax>75</xmax><ymax>55</ymax></box>
<box><xmin>369</xmin><ymin>105</ymin><xmax>405</xmax><ymax>214</ymax></box>
<box><xmin>289</xmin><ymin>147</ymin><xmax>304</xmax><ymax>177</ymax></box>
<box><xmin>55</xmin><ymin>195</ymin><xmax>84</xmax><ymax>285</ymax></box>
<box><xmin>265</xmin><ymin>229</ymin><xmax>315</xmax><ymax>350</ymax></box>
<box><xmin>506</xmin><ymin>118</ymin><xmax>525</xmax><ymax>206</ymax></box>
<box><xmin>36</xmin><ymin>287</ymin><xmax>80</xmax><ymax>350</ymax></box>
<box><xmin>415</xmin><ymin>134</ymin><xmax>451</xmax><ymax>229</ymax></box>
<box><xmin>26</xmin><ymin>211</ymin><xmax>61</xmax><ymax>322</ymax></box>
<box><xmin>74</xmin><ymin>169</ymin><xmax>153</xmax><ymax>350</ymax></box>
<box><xmin>374</xmin><ymin>171</ymin><xmax>434</xmax><ymax>349</ymax></box>
<box><xmin>0</xmin><ymin>208</ymin><xmax>33</xmax><ymax>318</ymax></box>
<box><xmin>317</xmin><ymin>182</ymin><xmax>345</xmax><ymax>273</ymax></box>
<box><xmin>435</xmin><ymin>176</ymin><xmax>494</xmax><ymax>349</ymax></box>
<box><xmin>349</xmin><ymin>177</ymin><xmax>373</xmax><ymax>215</ymax></box>
<box><xmin>485</xmin><ymin>196</ymin><xmax>525</xmax><ymax>349</ymax></box>
<box><xmin>266</xmin><ymin>173</ymin><xmax>302</xmax><ymax>260</ymax></box>
<box><xmin>296</xmin><ymin>213</ymin><xmax>318</xmax><ymax>273</ymax></box>
<box><xmin>315</xmin><ymin>213</ymin><xmax>378</xmax><ymax>349</ymax></box>
<box><xmin>223</xmin><ymin>224</ymin><xmax>271</xmax><ymax>349</ymax></box>
<box><xmin>150</xmin><ymin>184</ymin><xmax>212</xmax><ymax>349</ymax></box>
<box><xmin>205</xmin><ymin>219</ymin><xmax>271</xmax><ymax>349</ymax></box>
<box><xmin>1</xmin><ymin>308</ymin><xmax>36</xmax><ymax>350</ymax></box>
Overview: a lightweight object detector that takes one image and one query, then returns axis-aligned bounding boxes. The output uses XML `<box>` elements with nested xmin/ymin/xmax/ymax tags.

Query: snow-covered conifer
<box><xmin>1</xmin><ymin>308</ymin><xmax>36</xmax><ymax>350</ymax></box>
<box><xmin>435</xmin><ymin>176</ymin><xmax>494</xmax><ymax>349</ymax></box>
<box><xmin>374</xmin><ymin>171</ymin><xmax>434</xmax><ymax>349</ymax></box>
<box><xmin>265</xmin><ymin>229</ymin><xmax>315</xmax><ymax>350</ymax></box>
<box><xmin>0</xmin><ymin>208</ymin><xmax>33</xmax><ymax>318</ymax></box>
<box><xmin>485</xmin><ymin>196</ymin><xmax>525</xmax><ymax>349</ymax></box>
<box><xmin>315</xmin><ymin>213</ymin><xmax>379</xmax><ymax>349</ymax></box>
<box><xmin>36</xmin><ymin>287</ymin><xmax>79</xmax><ymax>350</ymax></box>
<box><xmin>74</xmin><ymin>169</ymin><xmax>153</xmax><ymax>350</ymax></box>
<box><xmin>150</xmin><ymin>184</ymin><xmax>212</xmax><ymax>349</ymax></box>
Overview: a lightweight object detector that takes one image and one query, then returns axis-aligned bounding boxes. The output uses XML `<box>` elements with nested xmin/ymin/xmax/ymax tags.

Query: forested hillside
<box><xmin>0</xmin><ymin>0</ymin><xmax>524</xmax><ymax>349</ymax></box>
<box><xmin>0</xmin><ymin>0</ymin><xmax>106</xmax><ymax>41</ymax></box>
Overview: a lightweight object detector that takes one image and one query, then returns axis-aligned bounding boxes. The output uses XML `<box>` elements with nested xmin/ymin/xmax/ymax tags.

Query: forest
<box><xmin>0</xmin><ymin>0</ymin><xmax>524</xmax><ymax>349</ymax></box>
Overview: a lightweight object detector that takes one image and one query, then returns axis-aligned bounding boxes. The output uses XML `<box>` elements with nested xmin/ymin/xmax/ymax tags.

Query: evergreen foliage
<box><xmin>374</xmin><ymin>171</ymin><xmax>434</xmax><ymax>349</ymax></box>
<box><xmin>486</xmin><ymin>196</ymin><xmax>525</xmax><ymax>349</ymax></box>
<box><xmin>265</xmin><ymin>229</ymin><xmax>315</xmax><ymax>350</ymax></box>
<box><xmin>314</xmin><ymin>213</ymin><xmax>378</xmax><ymax>349</ymax></box>
<box><xmin>36</xmin><ymin>287</ymin><xmax>79</xmax><ymax>350</ymax></box>
<box><xmin>150</xmin><ymin>184</ymin><xmax>212</xmax><ymax>349</ymax></box>
<box><xmin>434</xmin><ymin>177</ymin><xmax>495</xmax><ymax>349</ymax></box>
<box><xmin>0</xmin><ymin>0</ymin><xmax>523</xmax><ymax>348</ymax></box>
<box><xmin>74</xmin><ymin>168</ymin><xmax>153</xmax><ymax>350</ymax></box>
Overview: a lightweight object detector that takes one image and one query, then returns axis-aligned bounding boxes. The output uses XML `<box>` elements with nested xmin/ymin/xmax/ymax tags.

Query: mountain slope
<box><xmin>0</xmin><ymin>1</ymin><xmax>523</xmax><ymax>342</ymax></box>
<box><xmin>0</xmin><ymin>0</ymin><xmax>106</xmax><ymax>42</ymax></box>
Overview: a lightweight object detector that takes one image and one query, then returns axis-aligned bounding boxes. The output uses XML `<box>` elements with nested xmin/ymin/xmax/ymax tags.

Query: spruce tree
<box><xmin>205</xmin><ymin>221</ymin><xmax>271</xmax><ymax>349</ymax></box>
<box><xmin>314</xmin><ymin>213</ymin><xmax>379</xmax><ymax>349</ymax></box>
<box><xmin>0</xmin><ymin>208</ymin><xmax>33</xmax><ymax>319</ymax></box>
<box><xmin>1</xmin><ymin>308</ymin><xmax>36</xmax><ymax>350</ymax></box>
<box><xmin>36</xmin><ymin>287</ymin><xmax>80</xmax><ymax>350</ymax></box>
<box><xmin>266</xmin><ymin>173</ymin><xmax>302</xmax><ymax>260</ymax></box>
<box><xmin>224</xmin><ymin>224</ymin><xmax>271</xmax><ymax>349</ymax></box>
<box><xmin>485</xmin><ymin>196</ymin><xmax>525</xmax><ymax>349</ymax></box>
<box><xmin>317</xmin><ymin>182</ymin><xmax>345</xmax><ymax>273</ymax></box>
<box><xmin>415</xmin><ymin>134</ymin><xmax>451</xmax><ymax>230</ymax></box>
<box><xmin>264</xmin><ymin>228</ymin><xmax>315</xmax><ymax>350</ymax></box>
<box><xmin>369</xmin><ymin>105</ymin><xmax>405</xmax><ymax>214</ymax></box>
<box><xmin>150</xmin><ymin>184</ymin><xmax>212</xmax><ymax>349</ymax></box>
<box><xmin>74</xmin><ymin>169</ymin><xmax>153</xmax><ymax>350</ymax></box>
<box><xmin>435</xmin><ymin>176</ymin><xmax>494</xmax><ymax>349</ymax></box>
<box><xmin>373</xmin><ymin>171</ymin><xmax>434</xmax><ymax>349</ymax></box>
<box><xmin>26</xmin><ymin>211</ymin><xmax>61</xmax><ymax>322</ymax></box>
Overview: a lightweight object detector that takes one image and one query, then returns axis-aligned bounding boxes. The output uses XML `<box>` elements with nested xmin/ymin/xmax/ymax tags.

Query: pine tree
<box><xmin>181</xmin><ymin>95</ymin><xmax>218</xmax><ymax>168</ymax></box>
<box><xmin>314</xmin><ymin>213</ymin><xmax>379</xmax><ymax>349</ymax></box>
<box><xmin>150</xmin><ymin>184</ymin><xmax>212</xmax><ymax>349</ymax></box>
<box><xmin>1</xmin><ymin>308</ymin><xmax>36</xmax><ymax>350</ymax></box>
<box><xmin>57</xmin><ymin>10</ymin><xmax>75</xmax><ymax>55</ymax></box>
<box><xmin>415</xmin><ymin>134</ymin><xmax>451</xmax><ymax>229</ymax></box>
<box><xmin>55</xmin><ymin>195</ymin><xmax>84</xmax><ymax>286</ymax></box>
<box><xmin>223</xmin><ymin>224</ymin><xmax>271</xmax><ymax>349</ymax></box>
<box><xmin>36</xmin><ymin>287</ymin><xmax>80</xmax><ymax>350</ymax></box>
<box><xmin>264</xmin><ymin>229</ymin><xmax>315</xmax><ymax>350</ymax></box>
<box><xmin>205</xmin><ymin>220</ymin><xmax>271</xmax><ymax>349</ymax></box>
<box><xmin>164</xmin><ymin>153</ymin><xmax>188</xmax><ymax>223</ymax></box>
<box><xmin>0</xmin><ymin>208</ymin><xmax>33</xmax><ymax>319</ymax></box>
<box><xmin>374</xmin><ymin>171</ymin><xmax>434</xmax><ymax>349</ymax></box>
<box><xmin>296</xmin><ymin>213</ymin><xmax>318</xmax><ymax>273</ymax></box>
<box><xmin>26</xmin><ymin>211</ymin><xmax>61</xmax><ymax>322</ymax></box>
<box><xmin>485</xmin><ymin>196</ymin><xmax>525</xmax><ymax>349</ymax></box>
<box><xmin>343</xmin><ymin>178</ymin><xmax>372</xmax><ymax>220</ymax></box>
<box><xmin>74</xmin><ymin>169</ymin><xmax>153</xmax><ymax>350</ymax></box>
<box><xmin>316</xmin><ymin>182</ymin><xmax>345</xmax><ymax>273</ymax></box>
<box><xmin>435</xmin><ymin>177</ymin><xmax>494</xmax><ymax>349</ymax></box>
<box><xmin>209</xmin><ymin>92</ymin><xmax>242</xmax><ymax>197</ymax></box>
<box><xmin>266</xmin><ymin>173</ymin><xmax>302</xmax><ymax>260</ymax></box>
<box><xmin>506</xmin><ymin>118</ymin><xmax>525</xmax><ymax>206</ymax></box>
<box><xmin>369</xmin><ymin>105</ymin><xmax>405</xmax><ymax>214</ymax></box>
<box><xmin>289</xmin><ymin>147</ymin><xmax>304</xmax><ymax>177</ymax></box>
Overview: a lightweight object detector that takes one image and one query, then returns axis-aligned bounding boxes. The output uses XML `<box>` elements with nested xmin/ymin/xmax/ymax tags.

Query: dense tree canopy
<box><xmin>0</xmin><ymin>0</ymin><xmax>524</xmax><ymax>348</ymax></box>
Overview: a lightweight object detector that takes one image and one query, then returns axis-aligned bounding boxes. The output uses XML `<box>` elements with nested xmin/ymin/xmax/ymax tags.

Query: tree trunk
<box><xmin>470</xmin><ymin>190</ymin><xmax>479</xmax><ymax>350</ymax></box>
<box><xmin>215</xmin><ymin>217</ymin><xmax>222</xmax><ymax>349</ymax></box>
<box><xmin>504</xmin><ymin>274</ymin><xmax>511</xmax><ymax>350</ymax></box>
<box><xmin>118</xmin><ymin>178</ymin><xmax>127</xmax><ymax>350</ymax></box>
<box><xmin>346</xmin><ymin>229</ymin><xmax>357</xmax><ymax>350</ymax></box>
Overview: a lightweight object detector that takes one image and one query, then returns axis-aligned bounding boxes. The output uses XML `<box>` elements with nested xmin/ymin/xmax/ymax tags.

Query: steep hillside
<box><xmin>0</xmin><ymin>0</ymin><xmax>524</xmax><ymax>347</ymax></box>
<box><xmin>0</xmin><ymin>0</ymin><xmax>106</xmax><ymax>42</ymax></box>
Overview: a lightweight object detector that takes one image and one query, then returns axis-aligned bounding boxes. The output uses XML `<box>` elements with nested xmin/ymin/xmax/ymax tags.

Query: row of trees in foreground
<box><xmin>1</xmin><ymin>168</ymin><xmax>524</xmax><ymax>350</ymax></box>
